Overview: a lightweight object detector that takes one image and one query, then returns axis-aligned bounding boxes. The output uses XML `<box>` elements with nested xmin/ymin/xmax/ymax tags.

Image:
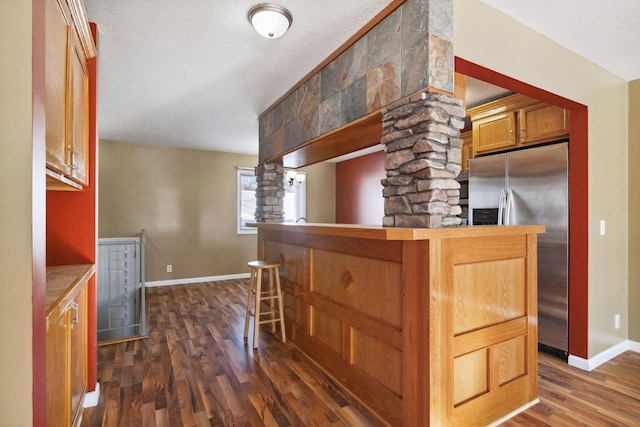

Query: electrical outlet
<box><xmin>167</xmin><ymin>264</ymin><xmax>172</xmax><ymax>273</ymax></box>
<box><xmin>600</xmin><ymin>220</ymin><xmax>606</xmax><ymax>235</ymax></box>
<box><xmin>615</xmin><ymin>314</ymin><xmax>620</xmax><ymax>329</ymax></box>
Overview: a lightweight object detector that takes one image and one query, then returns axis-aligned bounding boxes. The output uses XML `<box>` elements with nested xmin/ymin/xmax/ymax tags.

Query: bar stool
<box><xmin>243</xmin><ymin>260</ymin><xmax>286</xmax><ymax>348</ymax></box>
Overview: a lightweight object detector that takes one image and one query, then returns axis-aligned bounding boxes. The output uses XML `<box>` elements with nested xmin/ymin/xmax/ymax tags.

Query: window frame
<box><xmin>283</xmin><ymin>170</ymin><xmax>307</xmax><ymax>223</ymax></box>
<box><xmin>236</xmin><ymin>167</ymin><xmax>258</xmax><ymax>234</ymax></box>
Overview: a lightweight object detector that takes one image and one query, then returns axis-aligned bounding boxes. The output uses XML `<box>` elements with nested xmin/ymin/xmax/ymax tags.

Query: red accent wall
<box><xmin>45</xmin><ymin>24</ymin><xmax>99</xmax><ymax>392</ymax></box>
<box><xmin>336</xmin><ymin>150</ymin><xmax>386</xmax><ymax>224</ymax></box>
<box><xmin>455</xmin><ymin>57</ymin><xmax>589</xmax><ymax>358</ymax></box>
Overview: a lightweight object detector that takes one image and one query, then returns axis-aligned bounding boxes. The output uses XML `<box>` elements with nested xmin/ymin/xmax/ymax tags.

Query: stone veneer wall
<box><xmin>254</xmin><ymin>162</ymin><xmax>285</xmax><ymax>223</ymax></box>
<box><xmin>382</xmin><ymin>91</ymin><xmax>465</xmax><ymax>228</ymax></box>
<box><xmin>258</xmin><ymin>0</ymin><xmax>453</xmax><ymax>163</ymax></box>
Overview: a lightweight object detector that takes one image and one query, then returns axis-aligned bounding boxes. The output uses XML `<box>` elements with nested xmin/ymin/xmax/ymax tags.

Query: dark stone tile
<box><xmin>284</xmin><ymin>120</ymin><xmax>303</xmax><ymax>151</ymax></box>
<box><xmin>427</xmin><ymin>0</ymin><xmax>453</xmax><ymax>40</ymax></box>
<box><xmin>272</xmin><ymin>127</ymin><xmax>285</xmax><ymax>158</ymax></box>
<box><xmin>297</xmin><ymin>75</ymin><xmax>320</xmax><ymax>140</ymax></box>
<box><xmin>340</xmin><ymin>36</ymin><xmax>368</xmax><ymax>89</ymax></box>
<box><xmin>320</xmin><ymin>59</ymin><xmax>341</xmax><ymax>103</ymax></box>
<box><xmin>341</xmin><ymin>75</ymin><xmax>367</xmax><ymax>124</ymax></box>
<box><xmin>269</xmin><ymin>103</ymin><xmax>283</xmax><ymax>137</ymax></box>
<box><xmin>282</xmin><ymin>87</ymin><xmax>301</xmax><ymax>125</ymax></box>
<box><xmin>401</xmin><ymin>0</ymin><xmax>429</xmax><ymax>50</ymax></box>
<box><xmin>367</xmin><ymin>57</ymin><xmax>401</xmax><ymax>112</ymax></box>
<box><xmin>401</xmin><ymin>39</ymin><xmax>429</xmax><ymax>96</ymax></box>
<box><xmin>259</xmin><ymin>133</ymin><xmax>273</xmax><ymax>163</ymax></box>
<box><xmin>259</xmin><ymin>114</ymin><xmax>268</xmax><ymax>142</ymax></box>
<box><xmin>368</xmin><ymin>8</ymin><xmax>401</xmax><ymax>70</ymax></box>
<box><xmin>320</xmin><ymin>94</ymin><xmax>342</xmax><ymax>135</ymax></box>
<box><xmin>428</xmin><ymin>34</ymin><xmax>454</xmax><ymax>93</ymax></box>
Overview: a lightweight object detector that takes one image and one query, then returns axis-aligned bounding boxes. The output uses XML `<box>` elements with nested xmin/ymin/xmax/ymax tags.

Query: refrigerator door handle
<box><xmin>498</xmin><ymin>188</ymin><xmax>507</xmax><ymax>225</ymax></box>
<box><xmin>505</xmin><ymin>188</ymin><xmax>514</xmax><ymax>225</ymax></box>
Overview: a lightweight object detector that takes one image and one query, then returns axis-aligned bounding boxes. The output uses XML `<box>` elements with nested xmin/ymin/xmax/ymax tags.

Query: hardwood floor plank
<box><xmin>502</xmin><ymin>352</ymin><xmax>640</xmax><ymax>426</ymax></box>
<box><xmin>82</xmin><ymin>279</ymin><xmax>640</xmax><ymax>427</ymax></box>
<box><xmin>141</xmin><ymin>401</ymin><xmax>155</xmax><ymax>427</ymax></box>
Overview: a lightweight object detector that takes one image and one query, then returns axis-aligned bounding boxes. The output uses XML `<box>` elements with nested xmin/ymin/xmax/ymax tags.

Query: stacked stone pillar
<box><xmin>254</xmin><ymin>161</ymin><xmax>285</xmax><ymax>223</ymax></box>
<box><xmin>382</xmin><ymin>91</ymin><xmax>466</xmax><ymax>228</ymax></box>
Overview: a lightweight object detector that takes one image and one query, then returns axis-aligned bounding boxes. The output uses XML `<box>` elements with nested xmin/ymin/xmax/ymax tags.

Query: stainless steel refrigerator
<box><xmin>469</xmin><ymin>142</ymin><xmax>568</xmax><ymax>356</ymax></box>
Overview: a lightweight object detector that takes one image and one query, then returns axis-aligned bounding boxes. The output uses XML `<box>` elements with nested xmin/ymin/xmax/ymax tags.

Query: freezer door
<box><xmin>468</xmin><ymin>153</ymin><xmax>506</xmax><ymax>225</ymax></box>
<box><xmin>505</xmin><ymin>143</ymin><xmax>568</xmax><ymax>228</ymax></box>
<box><xmin>507</xmin><ymin>142</ymin><xmax>569</xmax><ymax>353</ymax></box>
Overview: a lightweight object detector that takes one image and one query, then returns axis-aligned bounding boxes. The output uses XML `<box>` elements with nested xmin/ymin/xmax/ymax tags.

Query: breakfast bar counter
<box><xmin>253</xmin><ymin>222</ymin><xmax>544</xmax><ymax>426</ymax></box>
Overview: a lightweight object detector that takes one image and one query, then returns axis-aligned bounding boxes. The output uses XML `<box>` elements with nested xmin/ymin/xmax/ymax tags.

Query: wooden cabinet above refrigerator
<box><xmin>469</xmin><ymin>93</ymin><xmax>569</xmax><ymax>157</ymax></box>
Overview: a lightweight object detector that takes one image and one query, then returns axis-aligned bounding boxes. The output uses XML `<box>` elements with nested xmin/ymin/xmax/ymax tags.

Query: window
<box><xmin>237</xmin><ymin>167</ymin><xmax>307</xmax><ymax>233</ymax></box>
<box><xmin>237</xmin><ymin>167</ymin><xmax>257</xmax><ymax>234</ymax></box>
<box><xmin>284</xmin><ymin>171</ymin><xmax>306</xmax><ymax>223</ymax></box>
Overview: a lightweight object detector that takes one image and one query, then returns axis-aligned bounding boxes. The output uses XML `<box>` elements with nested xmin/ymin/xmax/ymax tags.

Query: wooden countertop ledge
<box><xmin>46</xmin><ymin>264</ymin><xmax>95</xmax><ymax>322</ymax></box>
<box><xmin>250</xmin><ymin>222</ymin><xmax>545</xmax><ymax>240</ymax></box>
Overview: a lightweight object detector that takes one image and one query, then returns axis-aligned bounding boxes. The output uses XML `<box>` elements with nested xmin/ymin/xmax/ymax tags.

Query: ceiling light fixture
<box><xmin>248</xmin><ymin>4</ymin><xmax>293</xmax><ymax>39</ymax></box>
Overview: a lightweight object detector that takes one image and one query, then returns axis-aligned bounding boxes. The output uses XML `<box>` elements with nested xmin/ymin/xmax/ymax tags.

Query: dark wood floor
<box><xmin>81</xmin><ymin>279</ymin><xmax>640</xmax><ymax>426</ymax></box>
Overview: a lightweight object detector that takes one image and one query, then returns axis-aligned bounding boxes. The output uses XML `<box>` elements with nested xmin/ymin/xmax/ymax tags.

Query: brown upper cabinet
<box><xmin>45</xmin><ymin>0</ymin><xmax>96</xmax><ymax>190</ymax></box>
<box><xmin>460</xmin><ymin>130</ymin><xmax>473</xmax><ymax>173</ymax></box>
<box><xmin>468</xmin><ymin>93</ymin><xmax>569</xmax><ymax>157</ymax></box>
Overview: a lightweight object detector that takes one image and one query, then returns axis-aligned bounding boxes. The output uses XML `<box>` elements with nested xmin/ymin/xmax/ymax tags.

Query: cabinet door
<box><xmin>70</xmin><ymin>287</ymin><xmax>87</xmax><ymax>424</ymax></box>
<box><xmin>472</xmin><ymin>111</ymin><xmax>517</xmax><ymax>156</ymax></box>
<box><xmin>519</xmin><ymin>104</ymin><xmax>569</xmax><ymax>146</ymax></box>
<box><xmin>47</xmin><ymin>309</ymin><xmax>71</xmax><ymax>427</ymax></box>
<box><xmin>460</xmin><ymin>131</ymin><xmax>473</xmax><ymax>173</ymax></box>
<box><xmin>68</xmin><ymin>34</ymin><xmax>90</xmax><ymax>186</ymax></box>
<box><xmin>45</xmin><ymin>0</ymin><xmax>71</xmax><ymax>176</ymax></box>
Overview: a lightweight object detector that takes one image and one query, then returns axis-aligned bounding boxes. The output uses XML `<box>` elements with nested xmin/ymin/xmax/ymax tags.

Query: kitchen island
<box><xmin>253</xmin><ymin>222</ymin><xmax>544</xmax><ymax>426</ymax></box>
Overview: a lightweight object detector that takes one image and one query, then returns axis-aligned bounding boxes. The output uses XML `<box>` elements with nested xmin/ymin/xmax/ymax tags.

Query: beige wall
<box><xmin>629</xmin><ymin>79</ymin><xmax>640</xmax><ymax>341</ymax></box>
<box><xmin>0</xmin><ymin>1</ymin><xmax>36</xmax><ymax>424</ymax></box>
<box><xmin>455</xmin><ymin>0</ymin><xmax>629</xmax><ymax>357</ymax></box>
<box><xmin>99</xmin><ymin>141</ymin><xmax>338</xmax><ymax>282</ymax></box>
<box><xmin>99</xmin><ymin>140</ymin><xmax>259</xmax><ymax>282</ymax></box>
<box><xmin>300</xmin><ymin>162</ymin><xmax>336</xmax><ymax>223</ymax></box>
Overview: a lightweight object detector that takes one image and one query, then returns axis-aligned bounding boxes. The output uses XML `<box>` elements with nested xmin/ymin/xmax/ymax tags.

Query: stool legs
<box><xmin>274</xmin><ymin>267</ymin><xmax>286</xmax><ymax>343</ymax></box>
<box><xmin>243</xmin><ymin>267</ymin><xmax>256</xmax><ymax>340</ymax></box>
<box><xmin>244</xmin><ymin>264</ymin><xmax>286</xmax><ymax>349</ymax></box>
<box><xmin>252</xmin><ymin>267</ymin><xmax>263</xmax><ymax>349</ymax></box>
<box><xmin>268</xmin><ymin>267</ymin><xmax>276</xmax><ymax>333</ymax></box>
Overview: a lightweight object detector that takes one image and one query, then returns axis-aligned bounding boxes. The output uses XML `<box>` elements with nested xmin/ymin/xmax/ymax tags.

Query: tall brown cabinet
<box><xmin>44</xmin><ymin>0</ymin><xmax>96</xmax><ymax>425</ymax></box>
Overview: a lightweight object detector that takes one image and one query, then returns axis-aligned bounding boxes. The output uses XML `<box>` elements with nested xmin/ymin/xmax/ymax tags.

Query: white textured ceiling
<box><xmin>85</xmin><ymin>0</ymin><xmax>395</xmax><ymax>155</ymax></box>
<box><xmin>85</xmin><ymin>0</ymin><xmax>640</xmax><ymax>156</ymax></box>
<box><xmin>480</xmin><ymin>0</ymin><xmax>640</xmax><ymax>81</ymax></box>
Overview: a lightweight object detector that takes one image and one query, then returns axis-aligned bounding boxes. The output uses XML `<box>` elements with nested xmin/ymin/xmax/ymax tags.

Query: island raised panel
<box><xmin>312</xmin><ymin>249</ymin><xmax>402</xmax><ymax>329</ymax></box>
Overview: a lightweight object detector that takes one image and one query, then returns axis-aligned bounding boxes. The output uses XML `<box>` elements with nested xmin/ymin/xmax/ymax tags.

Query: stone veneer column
<box><xmin>382</xmin><ymin>91</ymin><xmax>465</xmax><ymax>228</ymax></box>
<box><xmin>254</xmin><ymin>161</ymin><xmax>285</xmax><ymax>223</ymax></box>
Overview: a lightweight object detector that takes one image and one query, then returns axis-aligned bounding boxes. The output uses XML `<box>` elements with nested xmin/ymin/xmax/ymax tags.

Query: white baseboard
<box><xmin>146</xmin><ymin>272</ymin><xmax>250</xmax><ymax>288</ymax></box>
<box><xmin>568</xmin><ymin>340</ymin><xmax>637</xmax><ymax>371</ymax></box>
<box><xmin>82</xmin><ymin>382</ymin><xmax>100</xmax><ymax>408</ymax></box>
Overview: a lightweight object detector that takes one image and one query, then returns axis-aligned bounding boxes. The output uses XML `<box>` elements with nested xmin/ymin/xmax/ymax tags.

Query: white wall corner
<box><xmin>628</xmin><ymin>340</ymin><xmax>640</xmax><ymax>352</ymax></box>
<box><xmin>568</xmin><ymin>340</ymin><xmax>630</xmax><ymax>371</ymax></box>
<box><xmin>82</xmin><ymin>382</ymin><xmax>100</xmax><ymax>408</ymax></box>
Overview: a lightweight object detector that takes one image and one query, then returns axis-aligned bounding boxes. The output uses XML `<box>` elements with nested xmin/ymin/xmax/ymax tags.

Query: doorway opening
<box><xmin>455</xmin><ymin>57</ymin><xmax>589</xmax><ymax>359</ymax></box>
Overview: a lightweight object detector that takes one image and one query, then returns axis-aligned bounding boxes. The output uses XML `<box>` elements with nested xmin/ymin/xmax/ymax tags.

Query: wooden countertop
<box><xmin>46</xmin><ymin>264</ymin><xmax>95</xmax><ymax>321</ymax></box>
<box><xmin>250</xmin><ymin>222</ymin><xmax>545</xmax><ymax>240</ymax></box>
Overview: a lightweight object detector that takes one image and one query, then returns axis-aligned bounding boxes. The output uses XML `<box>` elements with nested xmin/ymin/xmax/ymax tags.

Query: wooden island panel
<box><xmin>256</xmin><ymin>224</ymin><xmax>543</xmax><ymax>426</ymax></box>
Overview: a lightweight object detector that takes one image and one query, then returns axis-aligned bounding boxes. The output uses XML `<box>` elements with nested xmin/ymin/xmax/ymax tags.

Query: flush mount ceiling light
<box><xmin>248</xmin><ymin>4</ymin><xmax>293</xmax><ymax>39</ymax></box>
